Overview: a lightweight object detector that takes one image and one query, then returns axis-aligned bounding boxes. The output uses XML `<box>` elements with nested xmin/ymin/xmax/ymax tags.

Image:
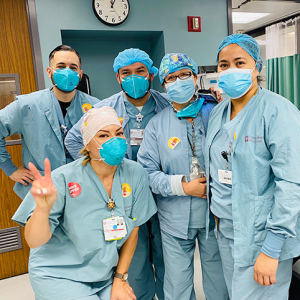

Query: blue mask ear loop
<box><xmin>49</xmin><ymin>67</ymin><xmax>58</xmax><ymax>89</ymax></box>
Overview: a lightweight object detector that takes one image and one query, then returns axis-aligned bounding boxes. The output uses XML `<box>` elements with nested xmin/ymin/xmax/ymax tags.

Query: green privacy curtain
<box><xmin>266</xmin><ymin>17</ymin><xmax>300</xmax><ymax>109</ymax></box>
<box><xmin>267</xmin><ymin>54</ymin><xmax>300</xmax><ymax>109</ymax></box>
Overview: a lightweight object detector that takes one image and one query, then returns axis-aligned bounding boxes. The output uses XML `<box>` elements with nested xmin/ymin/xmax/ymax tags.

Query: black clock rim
<box><xmin>92</xmin><ymin>0</ymin><xmax>130</xmax><ymax>27</ymax></box>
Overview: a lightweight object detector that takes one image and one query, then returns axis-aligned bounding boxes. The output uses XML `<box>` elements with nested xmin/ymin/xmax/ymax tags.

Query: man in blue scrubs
<box><xmin>0</xmin><ymin>45</ymin><xmax>99</xmax><ymax>200</ymax></box>
<box><xmin>65</xmin><ymin>48</ymin><xmax>168</xmax><ymax>300</ymax></box>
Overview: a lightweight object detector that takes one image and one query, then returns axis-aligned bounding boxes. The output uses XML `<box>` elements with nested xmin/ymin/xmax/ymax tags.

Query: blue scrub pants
<box><xmin>35</xmin><ymin>284</ymin><xmax>111</xmax><ymax>300</ymax></box>
<box><xmin>161</xmin><ymin>228</ymin><xmax>228</xmax><ymax>300</ymax></box>
<box><xmin>216</xmin><ymin>218</ymin><xmax>293</xmax><ymax>300</ymax></box>
<box><xmin>128</xmin><ymin>212</ymin><xmax>165</xmax><ymax>300</ymax></box>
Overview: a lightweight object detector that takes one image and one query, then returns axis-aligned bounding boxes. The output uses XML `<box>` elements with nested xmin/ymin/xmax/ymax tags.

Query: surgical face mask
<box><xmin>218</xmin><ymin>66</ymin><xmax>255</xmax><ymax>99</ymax></box>
<box><xmin>176</xmin><ymin>98</ymin><xmax>205</xmax><ymax>118</ymax></box>
<box><xmin>51</xmin><ymin>67</ymin><xmax>80</xmax><ymax>92</ymax></box>
<box><xmin>92</xmin><ymin>137</ymin><xmax>127</xmax><ymax>166</ymax></box>
<box><xmin>121</xmin><ymin>74</ymin><xmax>150</xmax><ymax>99</ymax></box>
<box><xmin>165</xmin><ymin>77</ymin><xmax>196</xmax><ymax>104</ymax></box>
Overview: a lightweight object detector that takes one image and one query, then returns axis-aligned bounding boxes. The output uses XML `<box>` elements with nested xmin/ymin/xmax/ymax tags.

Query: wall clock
<box><xmin>93</xmin><ymin>0</ymin><xmax>130</xmax><ymax>26</ymax></box>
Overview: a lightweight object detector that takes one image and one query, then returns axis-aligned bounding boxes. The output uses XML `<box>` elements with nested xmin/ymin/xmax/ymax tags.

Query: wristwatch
<box><xmin>113</xmin><ymin>271</ymin><xmax>129</xmax><ymax>281</ymax></box>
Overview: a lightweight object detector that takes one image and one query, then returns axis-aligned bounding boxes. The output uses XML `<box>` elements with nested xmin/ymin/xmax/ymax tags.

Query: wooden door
<box><xmin>0</xmin><ymin>0</ymin><xmax>37</xmax><ymax>279</ymax></box>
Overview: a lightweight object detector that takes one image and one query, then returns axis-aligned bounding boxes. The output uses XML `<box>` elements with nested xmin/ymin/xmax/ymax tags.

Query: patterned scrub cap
<box><xmin>158</xmin><ymin>53</ymin><xmax>198</xmax><ymax>84</ymax></box>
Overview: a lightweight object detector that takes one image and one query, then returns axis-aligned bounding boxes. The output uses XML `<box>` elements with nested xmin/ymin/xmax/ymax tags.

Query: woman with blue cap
<box><xmin>205</xmin><ymin>33</ymin><xmax>300</xmax><ymax>299</ymax></box>
<box><xmin>138</xmin><ymin>53</ymin><xmax>228</xmax><ymax>300</ymax></box>
<box><xmin>12</xmin><ymin>107</ymin><xmax>157</xmax><ymax>300</ymax></box>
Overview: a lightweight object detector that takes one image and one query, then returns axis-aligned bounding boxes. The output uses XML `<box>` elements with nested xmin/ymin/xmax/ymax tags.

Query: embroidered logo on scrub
<box><xmin>122</xmin><ymin>183</ymin><xmax>131</xmax><ymax>198</ymax></box>
<box><xmin>168</xmin><ymin>137</ymin><xmax>180</xmax><ymax>149</ymax></box>
<box><xmin>82</xmin><ymin>103</ymin><xmax>92</xmax><ymax>113</ymax></box>
<box><xmin>119</xmin><ymin>117</ymin><xmax>124</xmax><ymax>126</ymax></box>
<box><xmin>245</xmin><ymin>135</ymin><xmax>263</xmax><ymax>143</ymax></box>
<box><xmin>68</xmin><ymin>182</ymin><xmax>81</xmax><ymax>197</ymax></box>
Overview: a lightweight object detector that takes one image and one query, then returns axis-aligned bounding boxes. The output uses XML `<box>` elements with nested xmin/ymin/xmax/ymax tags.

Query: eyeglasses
<box><xmin>164</xmin><ymin>72</ymin><xmax>193</xmax><ymax>83</ymax></box>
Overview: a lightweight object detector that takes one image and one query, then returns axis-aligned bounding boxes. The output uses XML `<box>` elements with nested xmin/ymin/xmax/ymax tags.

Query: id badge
<box><xmin>103</xmin><ymin>216</ymin><xmax>127</xmax><ymax>241</ymax></box>
<box><xmin>218</xmin><ymin>169</ymin><xmax>232</xmax><ymax>185</ymax></box>
<box><xmin>130</xmin><ymin>129</ymin><xmax>144</xmax><ymax>146</ymax></box>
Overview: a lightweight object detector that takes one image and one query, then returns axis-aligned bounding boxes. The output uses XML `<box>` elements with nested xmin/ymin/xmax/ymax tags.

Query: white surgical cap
<box><xmin>81</xmin><ymin>107</ymin><xmax>121</xmax><ymax>146</ymax></box>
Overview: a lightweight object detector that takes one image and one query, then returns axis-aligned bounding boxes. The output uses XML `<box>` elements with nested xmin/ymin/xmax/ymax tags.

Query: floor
<box><xmin>0</xmin><ymin>245</ymin><xmax>205</xmax><ymax>300</ymax></box>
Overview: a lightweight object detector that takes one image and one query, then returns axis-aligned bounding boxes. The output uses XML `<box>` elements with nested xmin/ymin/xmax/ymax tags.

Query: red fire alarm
<box><xmin>188</xmin><ymin>16</ymin><xmax>201</xmax><ymax>32</ymax></box>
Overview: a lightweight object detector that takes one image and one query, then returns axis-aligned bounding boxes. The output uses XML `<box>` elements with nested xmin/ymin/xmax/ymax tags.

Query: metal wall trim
<box><xmin>25</xmin><ymin>0</ymin><xmax>45</xmax><ymax>91</ymax></box>
<box><xmin>227</xmin><ymin>0</ymin><xmax>233</xmax><ymax>35</ymax></box>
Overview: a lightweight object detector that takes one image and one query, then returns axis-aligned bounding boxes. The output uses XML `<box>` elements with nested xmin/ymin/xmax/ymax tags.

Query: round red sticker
<box><xmin>68</xmin><ymin>182</ymin><xmax>81</xmax><ymax>197</ymax></box>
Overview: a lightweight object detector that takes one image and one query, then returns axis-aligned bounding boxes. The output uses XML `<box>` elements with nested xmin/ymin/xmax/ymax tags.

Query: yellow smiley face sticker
<box><xmin>82</xmin><ymin>103</ymin><xmax>92</xmax><ymax>113</ymax></box>
<box><xmin>119</xmin><ymin>117</ymin><xmax>124</xmax><ymax>126</ymax></box>
<box><xmin>234</xmin><ymin>132</ymin><xmax>237</xmax><ymax>140</ymax></box>
<box><xmin>168</xmin><ymin>137</ymin><xmax>181</xmax><ymax>149</ymax></box>
<box><xmin>122</xmin><ymin>183</ymin><xmax>131</xmax><ymax>198</ymax></box>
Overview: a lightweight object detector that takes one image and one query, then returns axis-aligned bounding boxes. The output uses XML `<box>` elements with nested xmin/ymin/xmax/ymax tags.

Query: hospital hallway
<box><xmin>0</xmin><ymin>243</ymin><xmax>206</xmax><ymax>300</ymax></box>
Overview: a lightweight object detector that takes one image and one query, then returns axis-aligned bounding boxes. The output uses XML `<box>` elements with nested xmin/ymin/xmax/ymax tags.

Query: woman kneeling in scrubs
<box><xmin>13</xmin><ymin>107</ymin><xmax>157</xmax><ymax>300</ymax></box>
<box><xmin>206</xmin><ymin>34</ymin><xmax>300</xmax><ymax>300</ymax></box>
<box><xmin>138</xmin><ymin>53</ymin><xmax>228</xmax><ymax>300</ymax></box>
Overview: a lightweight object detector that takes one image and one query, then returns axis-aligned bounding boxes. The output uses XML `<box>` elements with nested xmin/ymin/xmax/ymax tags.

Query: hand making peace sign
<box><xmin>28</xmin><ymin>158</ymin><xmax>57</xmax><ymax>213</ymax></box>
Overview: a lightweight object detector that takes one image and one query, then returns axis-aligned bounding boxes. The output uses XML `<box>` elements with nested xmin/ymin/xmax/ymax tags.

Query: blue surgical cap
<box><xmin>113</xmin><ymin>48</ymin><xmax>158</xmax><ymax>76</ymax></box>
<box><xmin>217</xmin><ymin>34</ymin><xmax>263</xmax><ymax>72</ymax></box>
<box><xmin>158</xmin><ymin>53</ymin><xmax>198</xmax><ymax>84</ymax></box>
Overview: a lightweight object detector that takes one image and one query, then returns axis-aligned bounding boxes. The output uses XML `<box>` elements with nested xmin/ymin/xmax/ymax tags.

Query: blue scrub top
<box><xmin>0</xmin><ymin>88</ymin><xmax>99</xmax><ymax>199</ymax></box>
<box><xmin>12</xmin><ymin>158</ymin><xmax>157</xmax><ymax>300</ymax></box>
<box><xmin>138</xmin><ymin>100</ymin><xmax>216</xmax><ymax>239</ymax></box>
<box><xmin>205</xmin><ymin>87</ymin><xmax>300</xmax><ymax>267</ymax></box>
<box><xmin>123</xmin><ymin>95</ymin><xmax>156</xmax><ymax>161</ymax></box>
<box><xmin>209</xmin><ymin>99</ymin><xmax>254</xmax><ymax>220</ymax></box>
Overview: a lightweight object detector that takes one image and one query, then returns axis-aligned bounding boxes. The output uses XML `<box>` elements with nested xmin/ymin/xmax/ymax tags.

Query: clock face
<box><xmin>93</xmin><ymin>0</ymin><xmax>130</xmax><ymax>26</ymax></box>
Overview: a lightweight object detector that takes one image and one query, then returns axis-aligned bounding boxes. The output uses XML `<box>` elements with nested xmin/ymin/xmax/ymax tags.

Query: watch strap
<box><xmin>113</xmin><ymin>271</ymin><xmax>128</xmax><ymax>281</ymax></box>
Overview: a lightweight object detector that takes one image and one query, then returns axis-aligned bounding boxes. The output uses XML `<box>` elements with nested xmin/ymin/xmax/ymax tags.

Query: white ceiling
<box><xmin>232</xmin><ymin>0</ymin><xmax>300</xmax><ymax>33</ymax></box>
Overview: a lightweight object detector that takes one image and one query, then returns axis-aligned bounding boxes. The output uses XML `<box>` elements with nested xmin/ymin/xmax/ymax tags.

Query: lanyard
<box><xmin>187</xmin><ymin>119</ymin><xmax>196</xmax><ymax>157</ymax></box>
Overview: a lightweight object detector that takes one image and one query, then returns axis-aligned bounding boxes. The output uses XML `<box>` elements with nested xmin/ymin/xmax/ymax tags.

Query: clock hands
<box><xmin>110</xmin><ymin>0</ymin><xmax>120</xmax><ymax>17</ymax></box>
<box><xmin>110</xmin><ymin>0</ymin><xmax>116</xmax><ymax>8</ymax></box>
